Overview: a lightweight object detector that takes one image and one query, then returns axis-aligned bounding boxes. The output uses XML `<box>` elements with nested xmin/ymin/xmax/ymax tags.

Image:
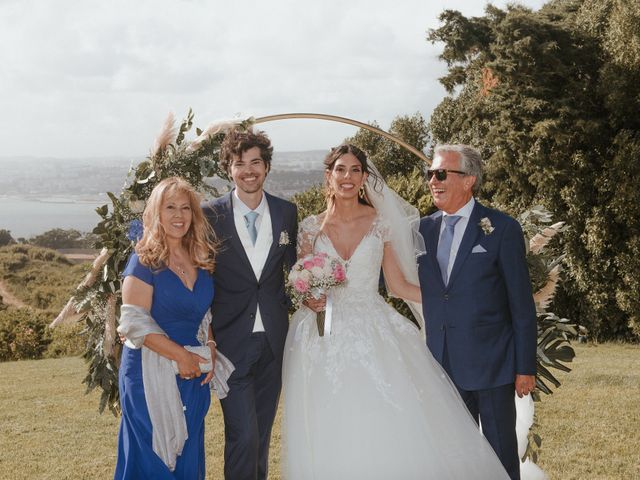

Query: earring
<box><xmin>358</xmin><ymin>185</ymin><xmax>365</xmax><ymax>199</ymax></box>
<box><xmin>325</xmin><ymin>183</ymin><xmax>335</xmax><ymax>201</ymax></box>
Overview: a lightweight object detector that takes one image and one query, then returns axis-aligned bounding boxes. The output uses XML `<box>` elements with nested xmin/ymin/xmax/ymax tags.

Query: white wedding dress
<box><xmin>282</xmin><ymin>214</ymin><xmax>510</xmax><ymax>480</ymax></box>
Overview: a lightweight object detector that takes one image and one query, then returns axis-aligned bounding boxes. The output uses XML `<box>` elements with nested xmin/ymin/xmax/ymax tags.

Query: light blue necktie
<box><xmin>244</xmin><ymin>211</ymin><xmax>259</xmax><ymax>245</ymax></box>
<box><xmin>436</xmin><ymin>215</ymin><xmax>461</xmax><ymax>285</ymax></box>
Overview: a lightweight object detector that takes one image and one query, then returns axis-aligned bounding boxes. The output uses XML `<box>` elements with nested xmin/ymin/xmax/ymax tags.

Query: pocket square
<box><xmin>472</xmin><ymin>244</ymin><xmax>487</xmax><ymax>253</ymax></box>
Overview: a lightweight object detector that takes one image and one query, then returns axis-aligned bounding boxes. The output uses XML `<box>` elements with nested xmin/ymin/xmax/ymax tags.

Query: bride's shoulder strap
<box><xmin>297</xmin><ymin>215</ymin><xmax>323</xmax><ymax>257</ymax></box>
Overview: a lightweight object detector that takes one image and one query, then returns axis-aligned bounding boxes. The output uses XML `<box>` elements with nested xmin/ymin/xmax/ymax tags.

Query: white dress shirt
<box><xmin>439</xmin><ymin>197</ymin><xmax>475</xmax><ymax>281</ymax></box>
<box><xmin>232</xmin><ymin>190</ymin><xmax>271</xmax><ymax>332</ymax></box>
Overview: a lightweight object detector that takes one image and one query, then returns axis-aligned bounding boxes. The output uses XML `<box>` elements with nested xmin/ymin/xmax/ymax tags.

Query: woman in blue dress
<box><xmin>114</xmin><ymin>177</ymin><xmax>218</xmax><ymax>479</ymax></box>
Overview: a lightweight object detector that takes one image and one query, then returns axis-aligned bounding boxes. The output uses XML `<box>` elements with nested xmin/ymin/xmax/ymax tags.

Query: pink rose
<box><xmin>303</xmin><ymin>260</ymin><xmax>315</xmax><ymax>270</ymax></box>
<box><xmin>312</xmin><ymin>255</ymin><xmax>325</xmax><ymax>267</ymax></box>
<box><xmin>334</xmin><ymin>266</ymin><xmax>346</xmax><ymax>282</ymax></box>
<box><xmin>293</xmin><ymin>278</ymin><xmax>310</xmax><ymax>293</ymax></box>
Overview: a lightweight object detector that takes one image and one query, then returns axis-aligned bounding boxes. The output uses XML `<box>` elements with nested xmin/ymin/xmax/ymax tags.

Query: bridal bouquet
<box><xmin>288</xmin><ymin>252</ymin><xmax>346</xmax><ymax>336</ymax></box>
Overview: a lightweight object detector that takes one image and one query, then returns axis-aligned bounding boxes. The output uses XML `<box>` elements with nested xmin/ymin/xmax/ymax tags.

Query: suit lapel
<box><xmin>426</xmin><ymin>213</ymin><xmax>443</xmax><ymax>261</ymax></box>
<box><xmin>220</xmin><ymin>192</ymin><xmax>254</xmax><ymax>275</ymax></box>
<box><xmin>447</xmin><ymin>202</ymin><xmax>483</xmax><ymax>287</ymax></box>
<box><xmin>259</xmin><ymin>192</ymin><xmax>283</xmax><ymax>282</ymax></box>
<box><xmin>425</xmin><ymin>213</ymin><xmax>445</xmax><ymax>283</ymax></box>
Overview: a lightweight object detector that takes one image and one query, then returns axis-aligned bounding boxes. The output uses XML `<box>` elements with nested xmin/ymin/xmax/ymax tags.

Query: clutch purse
<box><xmin>171</xmin><ymin>345</ymin><xmax>213</xmax><ymax>375</ymax></box>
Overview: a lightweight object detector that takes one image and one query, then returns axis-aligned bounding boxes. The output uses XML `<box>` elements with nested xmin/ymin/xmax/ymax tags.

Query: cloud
<box><xmin>0</xmin><ymin>0</ymin><xmax>546</xmax><ymax>157</ymax></box>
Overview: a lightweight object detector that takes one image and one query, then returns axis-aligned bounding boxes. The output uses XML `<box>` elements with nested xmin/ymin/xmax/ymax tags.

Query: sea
<box><xmin>0</xmin><ymin>195</ymin><xmax>107</xmax><ymax>239</ymax></box>
<box><xmin>0</xmin><ymin>151</ymin><xmax>325</xmax><ymax>239</ymax></box>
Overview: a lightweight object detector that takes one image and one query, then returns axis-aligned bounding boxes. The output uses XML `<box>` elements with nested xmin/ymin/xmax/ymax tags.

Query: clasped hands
<box><xmin>119</xmin><ymin>332</ymin><xmax>217</xmax><ymax>386</ymax></box>
<box><xmin>176</xmin><ymin>343</ymin><xmax>217</xmax><ymax>385</ymax></box>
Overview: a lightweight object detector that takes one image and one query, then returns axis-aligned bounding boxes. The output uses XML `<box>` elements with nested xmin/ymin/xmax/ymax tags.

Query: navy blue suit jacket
<box><xmin>202</xmin><ymin>191</ymin><xmax>298</xmax><ymax>367</ymax></box>
<box><xmin>418</xmin><ymin>201</ymin><xmax>537</xmax><ymax>391</ymax></box>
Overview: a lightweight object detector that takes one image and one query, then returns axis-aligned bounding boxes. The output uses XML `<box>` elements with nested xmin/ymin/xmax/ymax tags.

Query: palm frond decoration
<box><xmin>518</xmin><ymin>206</ymin><xmax>577</xmax><ymax>463</ymax></box>
<box><xmin>529</xmin><ymin>221</ymin><xmax>565</xmax><ymax>254</ymax></box>
<box><xmin>150</xmin><ymin>112</ymin><xmax>177</xmax><ymax>161</ymax></box>
<box><xmin>533</xmin><ymin>262</ymin><xmax>562</xmax><ymax>311</ymax></box>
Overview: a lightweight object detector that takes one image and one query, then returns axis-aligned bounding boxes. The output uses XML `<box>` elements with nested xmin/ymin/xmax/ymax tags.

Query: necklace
<box><xmin>170</xmin><ymin>258</ymin><xmax>189</xmax><ymax>277</ymax></box>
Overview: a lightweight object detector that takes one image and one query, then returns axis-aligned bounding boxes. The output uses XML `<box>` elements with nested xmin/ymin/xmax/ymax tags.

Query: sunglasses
<box><xmin>426</xmin><ymin>169</ymin><xmax>467</xmax><ymax>181</ymax></box>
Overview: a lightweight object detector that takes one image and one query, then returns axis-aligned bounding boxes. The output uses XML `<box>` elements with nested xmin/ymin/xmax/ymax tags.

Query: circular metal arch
<box><xmin>253</xmin><ymin>113</ymin><xmax>429</xmax><ymax>164</ymax></box>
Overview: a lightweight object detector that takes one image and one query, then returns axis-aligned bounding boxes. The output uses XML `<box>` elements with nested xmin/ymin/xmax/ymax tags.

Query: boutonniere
<box><xmin>478</xmin><ymin>217</ymin><xmax>495</xmax><ymax>235</ymax></box>
<box><xmin>279</xmin><ymin>230</ymin><xmax>290</xmax><ymax>246</ymax></box>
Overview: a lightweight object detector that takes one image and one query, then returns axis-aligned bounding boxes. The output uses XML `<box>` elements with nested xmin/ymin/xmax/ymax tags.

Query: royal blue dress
<box><xmin>114</xmin><ymin>253</ymin><xmax>214</xmax><ymax>480</ymax></box>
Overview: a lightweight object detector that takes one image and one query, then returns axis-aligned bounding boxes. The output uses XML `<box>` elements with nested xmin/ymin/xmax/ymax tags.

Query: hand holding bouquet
<box><xmin>288</xmin><ymin>252</ymin><xmax>347</xmax><ymax>336</ymax></box>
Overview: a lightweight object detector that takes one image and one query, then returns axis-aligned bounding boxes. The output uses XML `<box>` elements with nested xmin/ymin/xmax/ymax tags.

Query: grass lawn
<box><xmin>535</xmin><ymin>343</ymin><xmax>640</xmax><ymax>479</ymax></box>
<box><xmin>0</xmin><ymin>343</ymin><xmax>638</xmax><ymax>479</ymax></box>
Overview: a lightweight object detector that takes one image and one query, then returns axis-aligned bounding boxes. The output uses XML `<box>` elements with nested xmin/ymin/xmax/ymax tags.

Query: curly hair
<box><xmin>323</xmin><ymin>143</ymin><xmax>381</xmax><ymax>207</ymax></box>
<box><xmin>135</xmin><ymin>177</ymin><xmax>218</xmax><ymax>273</ymax></box>
<box><xmin>219</xmin><ymin>128</ymin><xmax>273</xmax><ymax>174</ymax></box>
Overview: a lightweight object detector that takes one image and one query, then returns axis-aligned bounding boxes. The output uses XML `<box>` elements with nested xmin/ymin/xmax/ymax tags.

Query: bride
<box><xmin>281</xmin><ymin>144</ymin><xmax>509</xmax><ymax>479</ymax></box>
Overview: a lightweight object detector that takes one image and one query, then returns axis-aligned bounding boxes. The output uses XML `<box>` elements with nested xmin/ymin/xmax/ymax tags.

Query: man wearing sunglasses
<box><xmin>417</xmin><ymin>145</ymin><xmax>537</xmax><ymax>480</ymax></box>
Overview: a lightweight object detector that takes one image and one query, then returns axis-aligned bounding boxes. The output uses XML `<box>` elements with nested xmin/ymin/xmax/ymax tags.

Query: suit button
<box><xmin>250</xmin><ymin>313</ymin><xmax>255</xmax><ymax>319</ymax></box>
<box><xmin>440</xmin><ymin>325</ymin><xmax>445</xmax><ymax>331</ymax></box>
<box><xmin>444</xmin><ymin>294</ymin><xmax>449</xmax><ymax>301</ymax></box>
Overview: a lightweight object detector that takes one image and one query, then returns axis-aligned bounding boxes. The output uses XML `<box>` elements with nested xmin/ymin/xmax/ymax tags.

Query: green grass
<box><xmin>0</xmin><ymin>356</ymin><xmax>280</xmax><ymax>480</ymax></box>
<box><xmin>0</xmin><ymin>343</ymin><xmax>638</xmax><ymax>479</ymax></box>
<box><xmin>536</xmin><ymin>343</ymin><xmax>640</xmax><ymax>479</ymax></box>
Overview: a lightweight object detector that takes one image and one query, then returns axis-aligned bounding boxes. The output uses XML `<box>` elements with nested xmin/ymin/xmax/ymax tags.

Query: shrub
<box><xmin>291</xmin><ymin>184</ymin><xmax>325</xmax><ymax>223</ymax></box>
<box><xmin>45</xmin><ymin>322</ymin><xmax>85</xmax><ymax>358</ymax></box>
<box><xmin>0</xmin><ymin>253</ymin><xmax>28</xmax><ymax>272</ymax></box>
<box><xmin>0</xmin><ymin>308</ymin><xmax>52</xmax><ymax>361</ymax></box>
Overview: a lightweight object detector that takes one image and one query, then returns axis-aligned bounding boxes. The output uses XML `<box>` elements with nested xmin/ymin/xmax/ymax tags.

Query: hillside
<box><xmin>0</xmin><ymin>244</ymin><xmax>86</xmax><ymax>313</ymax></box>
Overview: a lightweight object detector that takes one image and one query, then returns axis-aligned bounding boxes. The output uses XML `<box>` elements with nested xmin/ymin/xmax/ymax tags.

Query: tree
<box><xmin>427</xmin><ymin>0</ymin><xmax>640</xmax><ymax>340</ymax></box>
<box><xmin>347</xmin><ymin>113</ymin><xmax>430</xmax><ymax>180</ymax></box>
<box><xmin>30</xmin><ymin>228</ymin><xmax>84</xmax><ymax>249</ymax></box>
<box><xmin>0</xmin><ymin>229</ymin><xmax>15</xmax><ymax>247</ymax></box>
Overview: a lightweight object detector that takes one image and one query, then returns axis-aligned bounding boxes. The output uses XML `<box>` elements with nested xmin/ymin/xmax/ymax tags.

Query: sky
<box><xmin>0</xmin><ymin>0</ymin><xmax>546</xmax><ymax>158</ymax></box>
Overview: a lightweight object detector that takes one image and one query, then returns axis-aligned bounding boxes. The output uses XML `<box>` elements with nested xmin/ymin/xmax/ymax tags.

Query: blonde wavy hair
<box><xmin>136</xmin><ymin>177</ymin><xmax>217</xmax><ymax>273</ymax></box>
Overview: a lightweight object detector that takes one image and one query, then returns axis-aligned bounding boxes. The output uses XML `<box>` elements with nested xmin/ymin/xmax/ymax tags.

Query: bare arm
<box><xmin>122</xmin><ymin>275</ymin><xmax>207</xmax><ymax>379</ymax></box>
<box><xmin>381</xmin><ymin>242</ymin><xmax>422</xmax><ymax>303</ymax></box>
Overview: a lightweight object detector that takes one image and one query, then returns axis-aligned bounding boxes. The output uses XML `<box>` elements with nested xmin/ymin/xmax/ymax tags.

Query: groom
<box><xmin>417</xmin><ymin>144</ymin><xmax>537</xmax><ymax>480</ymax></box>
<box><xmin>202</xmin><ymin>128</ymin><xmax>298</xmax><ymax>480</ymax></box>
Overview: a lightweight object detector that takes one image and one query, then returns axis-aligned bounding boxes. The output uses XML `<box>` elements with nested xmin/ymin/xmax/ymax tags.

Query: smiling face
<box><xmin>159</xmin><ymin>191</ymin><xmax>192</xmax><ymax>242</ymax></box>
<box><xmin>229</xmin><ymin>146</ymin><xmax>268</xmax><ymax>200</ymax></box>
<box><xmin>326</xmin><ymin>152</ymin><xmax>368</xmax><ymax>201</ymax></box>
<box><xmin>429</xmin><ymin>150</ymin><xmax>476</xmax><ymax>213</ymax></box>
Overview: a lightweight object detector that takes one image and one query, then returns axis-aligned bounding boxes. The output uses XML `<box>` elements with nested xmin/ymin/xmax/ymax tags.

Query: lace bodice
<box><xmin>297</xmin><ymin>214</ymin><xmax>391</xmax><ymax>302</ymax></box>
